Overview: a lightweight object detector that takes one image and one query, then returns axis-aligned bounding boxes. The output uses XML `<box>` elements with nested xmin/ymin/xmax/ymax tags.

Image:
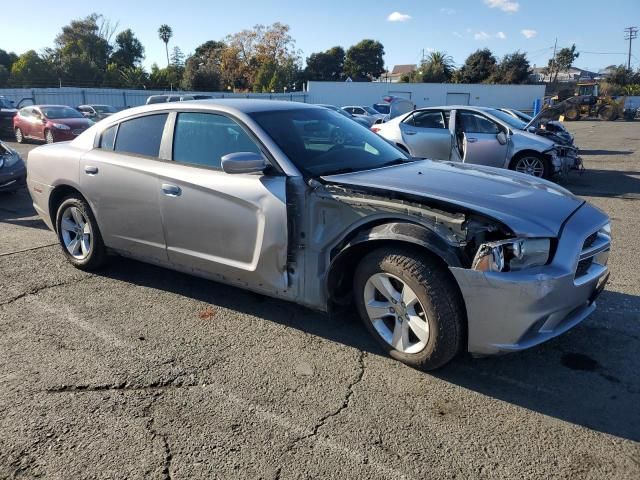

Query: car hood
<box><xmin>322</xmin><ymin>160</ymin><xmax>584</xmax><ymax>237</ymax></box>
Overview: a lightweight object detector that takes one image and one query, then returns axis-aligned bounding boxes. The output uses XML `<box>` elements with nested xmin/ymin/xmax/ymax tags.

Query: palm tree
<box><xmin>418</xmin><ymin>51</ymin><xmax>455</xmax><ymax>83</ymax></box>
<box><xmin>158</xmin><ymin>24</ymin><xmax>173</xmax><ymax>67</ymax></box>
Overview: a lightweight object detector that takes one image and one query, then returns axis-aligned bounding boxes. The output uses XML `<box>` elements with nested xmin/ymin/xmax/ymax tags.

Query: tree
<box><xmin>606</xmin><ymin>65</ymin><xmax>634</xmax><ymax>86</ymax></box>
<box><xmin>344</xmin><ymin>39</ymin><xmax>385</xmax><ymax>81</ymax></box>
<box><xmin>253</xmin><ymin>61</ymin><xmax>277</xmax><ymax>92</ymax></box>
<box><xmin>9</xmin><ymin>50</ymin><xmax>56</xmax><ymax>87</ymax></box>
<box><xmin>458</xmin><ymin>49</ymin><xmax>497</xmax><ymax>83</ymax></box>
<box><xmin>492</xmin><ymin>51</ymin><xmax>530</xmax><ymax>84</ymax></box>
<box><xmin>304</xmin><ymin>46</ymin><xmax>345</xmax><ymax>81</ymax></box>
<box><xmin>110</xmin><ymin>29</ymin><xmax>145</xmax><ymax>68</ymax></box>
<box><xmin>0</xmin><ymin>65</ymin><xmax>9</xmax><ymax>87</ymax></box>
<box><xmin>170</xmin><ymin>46</ymin><xmax>185</xmax><ymax>67</ymax></box>
<box><xmin>54</xmin><ymin>14</ymin><xmax>112</xmax><ymax>70</ymax></box>
<box><xmin>149</xmin><ymin>63</ymin><xmax>184</xmax><ymax>89</ymax></box>
<box><xmin>415</xmin><ymin>51</ymin><xmax>455</xmax><ymax>83</ymax></box>
<box><xmin>0</xmin><ymin>49</ymin><xmax>18</xmax><ymax>71</ymax></box>
<box><xmin>181</xmin><ymin>40</ymin><xmax>226</xmax><ymax>91</ymax></box>
<box><xmin>546</xmin><ymin>44</ymin><xmax>579</xmax><ymax>83</ymax></box>
<box><xmin>158</xmin><ymin>24</ymin><xmax>173</xmax><ymax>67</ymax></box>
<box><xmin>119</xmin><ymin>66</ymin><xmax>148</xmax><ymax>89</ymax></box>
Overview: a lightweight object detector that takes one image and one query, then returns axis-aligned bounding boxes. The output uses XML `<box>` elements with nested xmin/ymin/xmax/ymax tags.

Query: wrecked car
<box><xmin>373</xmin><ymin>105</ymin><xmax>580</xmax><ymax>180</ymax></box>
<box><xmin>0</xmin><ymin>140</ymin><xmax>26</xmax><ymax>193</ymax></box>
<box><xmin>26</xmin><ymin>100</ymin><xmax>611</xmax><ymax>370</ymax></box>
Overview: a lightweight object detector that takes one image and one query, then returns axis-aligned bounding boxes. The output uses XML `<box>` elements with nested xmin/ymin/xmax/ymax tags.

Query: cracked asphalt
<box><xmin>1</xmin><ymin>121</ymin><xmax>639</xmax><ymax>479</ymax></box>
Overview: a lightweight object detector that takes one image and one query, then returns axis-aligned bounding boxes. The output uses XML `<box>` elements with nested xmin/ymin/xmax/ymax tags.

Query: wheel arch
<box><xmin>48</xmin><ymin>184</ymin><xmax>92</xmax><ymax>232</ymax></box>
<box><xmin>325</xmin><ymin>220</ymin><xmax>465</xmax><ymax>307</ymax></box>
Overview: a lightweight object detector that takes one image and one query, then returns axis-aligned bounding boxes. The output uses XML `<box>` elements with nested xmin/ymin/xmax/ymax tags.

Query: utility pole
<box><xmin>624</xmin><ymin>26</ymin><xmax>638</xmax><ymax>70</ymax></box>
<box><xmin>551</xmin><ymin>37</ymin><xmax>557</xmax><ymax>83</ymax></box>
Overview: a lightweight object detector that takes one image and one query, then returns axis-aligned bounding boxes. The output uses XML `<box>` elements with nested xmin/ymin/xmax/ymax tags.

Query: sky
<box><xmin>2</xmin><ymin>0</ymin><xmax>639</xmax><ymax>73</ymax></box>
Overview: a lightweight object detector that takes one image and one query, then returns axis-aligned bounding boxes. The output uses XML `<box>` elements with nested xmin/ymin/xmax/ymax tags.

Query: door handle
<box><xmin>405</xmin><ymin>130</ymin><xmax>417</xmax><ymax>135</ymax></box>
<box><xmin>467</xmin><ymin>137</ymin><xmax>478</xmax><ymax>143</ymax></box>
<box><xmin>84</xmin><ymin>166</ymin><xmax>99</xmax><ymax>175</ymax></box>
<box><xmin>161</xmin><ymin>183</ymin><xmax>182</xmax><ymax>197</ymax></box>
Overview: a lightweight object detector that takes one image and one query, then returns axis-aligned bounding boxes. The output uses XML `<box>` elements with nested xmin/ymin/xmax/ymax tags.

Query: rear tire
<box><xmin>353</xmin><ymin>246</ymin><xmax>465</xmax><ymax>371</ymax></box>
<box><xmin>55</xmin><ymin>196</ymin><xmax>107</xmax><ymax>271</ymax></box>
<box><xmin>15</xmin><ymin>128</ymin><xmax>24</xmax><ymax>144</ymax></box>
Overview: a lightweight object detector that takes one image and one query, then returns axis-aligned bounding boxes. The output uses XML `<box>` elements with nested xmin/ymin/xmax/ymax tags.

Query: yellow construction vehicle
<box><xmin>556</xmin><ymin>81</ymin><xmax>626</xmax><ymax>121</ymax></box>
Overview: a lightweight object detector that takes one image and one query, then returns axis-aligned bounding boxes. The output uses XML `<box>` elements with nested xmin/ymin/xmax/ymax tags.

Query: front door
<box><xmin>400</xmin><ymin>110</ymin><xmax>451</xmax><ymax>160</ymax></box>
<box><xmin>80</xmin><ymin>113</ymin><xmax>170</xmax><ymax>263</ymax></box>
<box><xmin>157</xmin><ymin>111</ymin><xmax>288</xmax><ymax>292</ymax></box>
<box><xmin>456</xmin><ymin>110</ymin><xmax>508</xmax><ymax>168</ymax></box>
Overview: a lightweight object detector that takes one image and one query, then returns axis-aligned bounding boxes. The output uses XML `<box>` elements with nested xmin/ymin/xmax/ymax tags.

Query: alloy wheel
<box><xmin>363</xmin><ymin>272</ymin><xmax>430</xmax><ymax>354</ymax></box>
<box><xmin>45</xmin><ymin>130</ymin><xmax>54</xmax><ymax>144</ymax></box>
<box><xmin>15</xmin><ymin>128</ymin><xmax>23</xmax><ymax>143</ymax></box>
<box><xmin>515</xmin><ymin>156</ymin><xmax>544</xmax><ymax>177</ymax></box>
<box><xmin>60</xmin><ymin>206</ymin><xmax>92</xmax><ymax>260</ymax></box>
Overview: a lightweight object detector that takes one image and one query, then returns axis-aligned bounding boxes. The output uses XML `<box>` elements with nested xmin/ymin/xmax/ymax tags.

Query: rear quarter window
<box><xmin>113</xmin><ymin>114</ymin><xmax>168</xmax><ymax>157</ymax></box>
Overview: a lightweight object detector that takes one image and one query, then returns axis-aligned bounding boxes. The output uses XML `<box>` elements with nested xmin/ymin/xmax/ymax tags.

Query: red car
<box><xmin>13</xmin><ymin>105</ymin><xmax>92</xmax><ymax>144</ymax></box>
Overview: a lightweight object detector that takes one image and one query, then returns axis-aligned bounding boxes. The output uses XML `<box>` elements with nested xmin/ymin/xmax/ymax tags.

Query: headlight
<box><xmin>472</xmin><ymin>238</ymin><xmax>551</xmax><ymax>272</ymax></box>
<box><xmin>52</xmin><ymin>123</ymin><xmax>70</xmax><ymax>130</ymax></box>
<box><xmin>0</xmin><ymin>152</ymin><xmax>21</xmax><ymax>169</ymax></box>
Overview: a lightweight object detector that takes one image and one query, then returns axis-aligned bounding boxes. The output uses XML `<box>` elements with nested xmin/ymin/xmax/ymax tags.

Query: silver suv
<box><xmin>374</xmin><ymin>106</ymin><xmax>579</xmax><ymax>179</ymax></box>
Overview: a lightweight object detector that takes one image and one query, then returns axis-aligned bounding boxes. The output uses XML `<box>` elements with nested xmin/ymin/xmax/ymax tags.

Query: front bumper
<box><xmin>450</xmin><ymin>202</ymin><xmax>610</xmax><ymax>356</ymax></box>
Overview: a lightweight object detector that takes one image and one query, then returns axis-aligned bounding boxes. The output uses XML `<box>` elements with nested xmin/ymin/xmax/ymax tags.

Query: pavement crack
<box><xmin>0</xmin><ymin>243</ymin><xmax>58</xmax><ymax>257</ymax></box>
<box><xmin>45</xmin><ymin>377</ymin><xmax>199</xmax><ymax>394</ymax></box>
<box><xmin>143</xmin><ymin>392</ymin><xmax>173</xmax><ymax>480</ymax></box>
<box><xmin>286</xmin><ymin>350</ymin><xmax>366</xmax><ymax>451</ymax></box>
<box><xmin>0</xmin><ymin>276</ymin><xmax>91</xmax><ymax>307</ymax></box>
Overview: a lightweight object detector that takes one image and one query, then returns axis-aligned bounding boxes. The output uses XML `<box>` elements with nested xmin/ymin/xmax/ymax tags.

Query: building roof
<box><xmin>390</xmin><ymin>64</ymin><xmax>417</xmax><ymax>75</ymax></box>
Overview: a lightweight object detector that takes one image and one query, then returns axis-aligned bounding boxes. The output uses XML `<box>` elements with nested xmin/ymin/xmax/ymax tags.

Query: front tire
<box><xmin>511</xmin><ymin>153</ymin><xmax>550</xmax><ymax>179</ymax></box>
<box><xmin>45</xmin><ymin>129</ymin><xmax>55</xmax><ymax>144</ymax></box>
<box><xmin>55</xmin><ymin>196</ymin><xmax>107</xmax><ymax>270</ymax></box>
<box><xmin>15</xmin><ymin>128</ymin><xmax>24</xmax><ymax>144</ymax></box>
<box><xmin>354</xmin><ymin>247</ymin><xmax>464</xmax><ymax>370</ymax></box>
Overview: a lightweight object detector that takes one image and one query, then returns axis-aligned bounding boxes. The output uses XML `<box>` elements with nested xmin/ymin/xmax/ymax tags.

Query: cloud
<box><xmin>440</xmin><ymin>7</ymin><xmax>456</xmax><ymax>15</ymax></box>
<box><xmin>484</xmin><ymin>0</ymin><xmax>520</xmax><ymax>13</ymax></box>
<box><xmin>473</xmin><ymin>31</ymin><xmax>507</xmax><ymax>40</ymax></box>
<box><xmin>387</xmin><ymin>11</ymin><xmax>412</xmax><ymax>22</ymax></box>
<box><xmin>521</xmin><ymin>29</ymin><xmax>537</xmax><ymax>39</ymax></box>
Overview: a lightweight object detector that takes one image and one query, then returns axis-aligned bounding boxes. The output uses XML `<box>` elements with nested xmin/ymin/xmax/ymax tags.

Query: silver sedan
<box><xmin>26</xmin><ymin>100</ymin><xmax>610</xmax><ymax>370</ymax></box>
<box><xmin>373</xmin><ymin>105</ymin><xmax>579</xmax><ymax>179</ymax></box>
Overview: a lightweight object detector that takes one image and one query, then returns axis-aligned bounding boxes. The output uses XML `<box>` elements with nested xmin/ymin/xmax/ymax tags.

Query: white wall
<box><xmin>0</xmin><ymin>87</ymin><xmax>308</xmax><ymax>108</ymax></box>
<box><xmin>306</xmin><ymin>81</ymin><xmax>545</xmax><ymax>112</ymax></box>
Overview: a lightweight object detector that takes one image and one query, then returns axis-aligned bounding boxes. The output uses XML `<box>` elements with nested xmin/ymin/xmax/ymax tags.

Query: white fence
<box><xmin>0</xmin><ymin>87</ymin><xmax>308</xmax><ymax>108</ymax></box>
<box><xmin>306</xmin><ymin>81</ymin><xmax>546</xmax><ymax>112</ymax></box>
<box><xmin>0</xmin><ymin>82</ymin><xmax>547</xmax><ymax>112</ymax></box>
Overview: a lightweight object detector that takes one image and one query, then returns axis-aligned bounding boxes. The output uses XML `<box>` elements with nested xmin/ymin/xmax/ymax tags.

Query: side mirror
<box><xmin>496</xmin><ymin>131</ymin><xmax>508</xmax><ymax>145</ymax></box>
<box><xmin>221</xmin><ymin>152</ymin><xmax>267</xmax><ymax>174</ymax></box>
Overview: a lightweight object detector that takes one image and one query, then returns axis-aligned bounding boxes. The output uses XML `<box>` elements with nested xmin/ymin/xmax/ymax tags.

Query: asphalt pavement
<box><xmin>0</xmin><ymin>121</ymin><xmax>639</xmax><ymax>479</ymax></box>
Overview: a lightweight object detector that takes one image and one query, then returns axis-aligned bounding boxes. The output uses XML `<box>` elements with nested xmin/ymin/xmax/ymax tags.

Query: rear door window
<box><xmin>100</xmin><ymin>125</ymin><xmax>117</xmax><ymax>150</ymax></box>
<box><xmin>172</xmin><ymin>112</ymin><xmax>261</xmax><ymax>170</ymax></box>
<box><xmin>114</xmin><ymin>114</ymin><xmax>168</xmax><ymax>157</ymax></box>
<box><xmin>407</xmin><ymin>111</ymin><xmax>446</xmax><ymax>129</ymax></box>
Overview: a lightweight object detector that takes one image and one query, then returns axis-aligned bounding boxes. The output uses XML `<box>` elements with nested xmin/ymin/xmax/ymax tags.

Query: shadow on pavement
<box><xmin>565</xmin><ymin>168</ymin><xmax>640</xmax><ymax>198</ymax></box>
<box><xmin>97</xmin><ymin>256</ymin><xmax>640</xmax><ymax>442</ymax></box>
<box><xmin>580</xmin><ymin>149</ymin><xmax>634</xmax><ymax>156</ymax></box>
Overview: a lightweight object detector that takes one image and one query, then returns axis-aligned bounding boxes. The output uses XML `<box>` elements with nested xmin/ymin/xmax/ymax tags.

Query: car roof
<box><xmin>98</xmin><ymin>99</ymin><xmax>318</xmax><ymax>125</ymax></box>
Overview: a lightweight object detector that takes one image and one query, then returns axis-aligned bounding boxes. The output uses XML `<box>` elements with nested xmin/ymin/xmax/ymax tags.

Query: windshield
<box><xmin>0</xmin><ymin>98</ymin><xmax>14</xmax><ymax>109</ymax></box>
<box><xmin>41</xmin><ymin>106</ymin><xmax>84</xmax><ymax>119</ymax></box>
<box><xmin>93</xmin><ymin>105</ymin><xmax>117</xmax><ymax>113</ymax></box>
<box><xmin>487</xmin><ymin>108</ymin><xmax>528</xmax><ymax>130</ymax></box>
<box><xmin>363</xmin><ymin>106</ymin><xmax>379</xmax><ymax>115</ymax></box>
<box><xmin>250</xmin><ymin>108</ymin><xmax>411</xmax><ymax>177</ymax></box>
<box><xmin>373</xmin><ymin>104</ymin><xmax>390</xmax><ymax>114</ymax></box>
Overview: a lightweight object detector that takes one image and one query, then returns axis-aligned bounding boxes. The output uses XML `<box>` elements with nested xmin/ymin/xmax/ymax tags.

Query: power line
<box><xmin>624</xmin><ymin>26</ymin><xmax>638</xmax><ymax>70</ymax></box>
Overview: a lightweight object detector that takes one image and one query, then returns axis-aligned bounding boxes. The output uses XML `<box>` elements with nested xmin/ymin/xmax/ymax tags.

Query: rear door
<box><xmin>399</xmin><ymin>110</ymin><xmax>451</xmax><ymax>160</ymax></box>
<box><xmin>157</xmin><ymin>111</ymin><xmax>288</xmax><ymax>292</ymax></box>
<box><xmin>80</xmin><ymin>113</ymin><xmax>169</xmax><ymax>263</ymax></box>
<box><xmin>456</xmin><ymin>110</ymin><xmax>508</xmax><ymax>168</ymax></box>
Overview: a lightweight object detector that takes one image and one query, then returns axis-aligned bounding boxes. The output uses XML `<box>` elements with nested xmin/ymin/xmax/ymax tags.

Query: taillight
<box><xmin>371</xmin><ymin>126</ymin><xmax>381</xmax><ymax>133</ymax></box>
